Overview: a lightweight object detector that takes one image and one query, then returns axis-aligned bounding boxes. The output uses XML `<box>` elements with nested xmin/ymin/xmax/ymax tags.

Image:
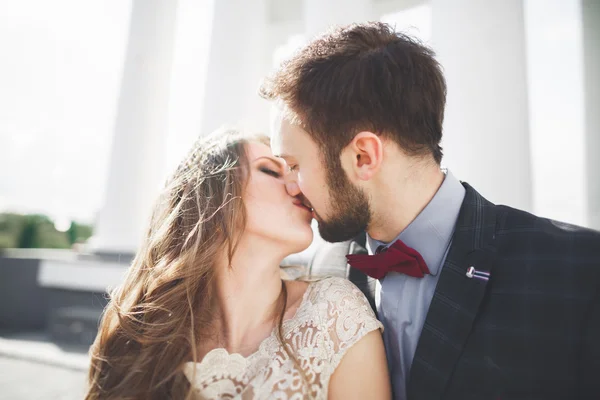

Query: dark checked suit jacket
<box><xmin>307</xmin><ymin>183</ymin><xmax>600</xmax><ymax>400</ymax></box>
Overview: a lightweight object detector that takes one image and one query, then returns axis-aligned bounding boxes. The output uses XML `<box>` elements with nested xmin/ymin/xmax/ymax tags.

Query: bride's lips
<box><xmin>292</xmin><ymin>199</ymin><xmax>313</xmax><ymax>214</ymax></box>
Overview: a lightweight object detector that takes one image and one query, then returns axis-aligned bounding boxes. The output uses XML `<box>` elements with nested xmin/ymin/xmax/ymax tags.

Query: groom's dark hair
<box><xmin>260</xmin><ymin>21</ymin><xmax>446</xmax><ymax>164</ymax></box>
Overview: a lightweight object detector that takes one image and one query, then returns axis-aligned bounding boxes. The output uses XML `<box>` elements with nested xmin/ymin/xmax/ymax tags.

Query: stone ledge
<box><xmin>0</xmin><ymin>333</ymin><xmax>89</xmax><ymax>372</ymax></box>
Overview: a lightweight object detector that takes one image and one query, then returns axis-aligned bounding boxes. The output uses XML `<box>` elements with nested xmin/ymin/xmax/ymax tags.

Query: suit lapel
<box><xmin>407</xmin><ymin>183</ymin><xmax>499</xmax><ymax>399</ymax></box>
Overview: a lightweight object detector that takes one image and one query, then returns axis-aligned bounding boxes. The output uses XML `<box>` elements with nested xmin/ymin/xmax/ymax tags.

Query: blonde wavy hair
<box><xmin>86</xmin><ymin>128</ymin><xmax>299</xmax><ymax>399</ymax></box>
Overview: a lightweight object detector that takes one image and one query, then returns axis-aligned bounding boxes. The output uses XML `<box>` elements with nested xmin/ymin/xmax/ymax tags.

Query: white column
<box><xmin>166</xmin><ymin>0</ymin><xmax>216</xmax><ymax>173</ymax></box>
<box><xmin>303</xmin><ymin>0</ymin><xmax>373</xmax><ymax>36</ymax></box>
<box><xmin>524</xmin><ymin>0</ymin><xmax>587</xmax><ymax>226</ymax></box>
<box><xmin>432</xmin><ymin>0</ymin><xmax>533</xmax><ymax>212</ymax></box>
<box><xmin>92</xmin><ymin>0</ymin><xmax>179</xmax><ymax>254</ymax></box>
<box><xmin>200</xmin><ymin>0</ymin><xmax>272</xmax><ymax>135</ymax></box>
<box><xmin>583</xmin><ymin>0</ymin><xmax>600</xmax><ymax>230</ymax></box>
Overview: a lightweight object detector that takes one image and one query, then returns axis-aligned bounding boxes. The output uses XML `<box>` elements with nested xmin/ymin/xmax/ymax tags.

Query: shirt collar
<box><xmin>366</xmin><ymin>169</ymin><xmax>466</xmax><ymax>276</ymax></box>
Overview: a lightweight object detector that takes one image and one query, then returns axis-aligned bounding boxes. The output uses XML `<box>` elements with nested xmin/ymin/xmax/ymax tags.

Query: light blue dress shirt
<box><xmin>367</xmin><ymin>170</ymin><xmax>465</xmax><ymax>400</ymax></box>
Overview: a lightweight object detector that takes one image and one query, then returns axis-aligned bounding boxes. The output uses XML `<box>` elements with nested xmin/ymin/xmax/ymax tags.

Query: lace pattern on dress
<box><xmin>183</xmin><ymin>277</ymin><xmax>382</xmax><ymax>399</ymax></box>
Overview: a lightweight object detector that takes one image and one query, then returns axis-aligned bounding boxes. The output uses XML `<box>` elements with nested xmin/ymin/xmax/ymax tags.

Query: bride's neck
<box><xmin>209</xmin><ymin>236</ymin><xmax>286</xmax><ymax>354</ymax></box>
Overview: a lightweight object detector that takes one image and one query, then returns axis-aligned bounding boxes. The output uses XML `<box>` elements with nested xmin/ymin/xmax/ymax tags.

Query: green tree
<box><xmin>67</xmin><ymin>221</ymin><xmax>78</xmax><ymax>245</ymax></box>
<box><xmin>0</xmin><ymin>213</ymin><xmax>94</xmax><ymax>249</ymax></box>
<box><xmin>66</xmin><ymin>221</ymin><xmax>94</xmax><ymax>245</ymax></box>
<box><xmin>17</xmin><ymin>214</ymin><xmax>48</xmax><ymax>248</ymax></box>
<box><xmin>0</xmin><ymin>213</ymin><xmax>25</xmax><ymax>249</ymax></box>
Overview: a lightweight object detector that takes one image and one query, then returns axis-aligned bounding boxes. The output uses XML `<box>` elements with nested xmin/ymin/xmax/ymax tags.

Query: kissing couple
<box><xmin>86</xmin><ymin>22</ymin><xmax>600</xmax><ymax>400</ymax></box>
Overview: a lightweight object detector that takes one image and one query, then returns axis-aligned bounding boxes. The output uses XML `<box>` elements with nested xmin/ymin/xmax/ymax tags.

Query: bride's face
<box><xmin>243</xmin><ymin>142</ymin><xmax>314</xmax><ymax>254</ymax></box>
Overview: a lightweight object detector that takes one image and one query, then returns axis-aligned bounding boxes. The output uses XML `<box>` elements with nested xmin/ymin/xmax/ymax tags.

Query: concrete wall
<box><xmin>0</xmin><ymin>256</ymin><xmax>46</xmax><ymax>331</ymax></box>
<box><xmin>46</xmin><ymin>288</ymin><xmax>108</xmax><ymax>346</ymax></box>
<box><xmin>0</xmin><ymin>252</ymin><xmax>116</xmax><ymax>346</ymax></box>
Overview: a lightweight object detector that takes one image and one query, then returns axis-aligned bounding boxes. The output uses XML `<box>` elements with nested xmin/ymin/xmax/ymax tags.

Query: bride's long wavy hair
<box><xmin>85</xmin><ymin>128</ymin><xmax>295</xmax><ymax>399</ymax></box>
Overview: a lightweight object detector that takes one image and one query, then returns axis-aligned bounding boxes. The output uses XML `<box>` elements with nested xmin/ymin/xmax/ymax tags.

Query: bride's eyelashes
<box><xmin>259</xmin><ymin>166</ymin><xmax>281</xmax><ymax>178</ymax></box>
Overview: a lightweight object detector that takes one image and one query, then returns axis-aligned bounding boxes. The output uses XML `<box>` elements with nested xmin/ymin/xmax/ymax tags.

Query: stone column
<box><xmin>431</xmin><ymin>0</ymin><xmax>533</xmax><ymax>212</ymax></box>
<box><xmin>200</xmin><ymin>0</ymin><xmax>272</xmax><ymax>135</ymax></box>
<box><xmin>583</xmin><ymin>0</ymin><xmax>600</xmax><ymax>229</ymax></box>
<box><xmin>524</xmin><ymin>0</ymin><xmax>588</xmax><ymax>226</ymax></box>
<box><xmin>91</xmin><ymin>0</ymin><xmax>179</xmax><ymax>254</ymax></box>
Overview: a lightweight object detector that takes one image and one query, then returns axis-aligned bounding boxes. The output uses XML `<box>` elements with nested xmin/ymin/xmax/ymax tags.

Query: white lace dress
<box><xmin>182</xmin><ymin>277</ymin><xmax>383</xmax><ymax>399</ymax></box>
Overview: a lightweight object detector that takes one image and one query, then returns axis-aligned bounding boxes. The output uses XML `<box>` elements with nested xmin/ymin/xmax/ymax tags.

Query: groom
<box><xmin>261</xmin><ymin>22</ymin><xmax>600</xmax><ymax>400</ymax></box>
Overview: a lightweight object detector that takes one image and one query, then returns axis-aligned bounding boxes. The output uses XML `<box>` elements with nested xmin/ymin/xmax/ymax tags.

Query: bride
<box><xmin>85</xmin><ymin>128</ymin><xmax>390</xmax><ymax>399</ymax></box>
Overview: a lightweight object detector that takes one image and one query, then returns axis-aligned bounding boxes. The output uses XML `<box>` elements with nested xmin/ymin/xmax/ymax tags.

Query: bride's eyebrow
<box><xmin>253</xmin><ymin>156</ymin><xmax>280</xmax><ymax>164</ymax></box>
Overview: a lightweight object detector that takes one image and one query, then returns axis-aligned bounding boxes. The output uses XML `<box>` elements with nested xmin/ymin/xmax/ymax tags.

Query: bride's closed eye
<box><xmin>260</xmin><ymin>166</ymin><xmax>281</xmax><ymax>178</ymax></box>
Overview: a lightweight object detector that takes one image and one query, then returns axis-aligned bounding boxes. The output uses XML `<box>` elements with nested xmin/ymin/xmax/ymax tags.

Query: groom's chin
<box><xmin>316</xmin><ymin>219</ymin><xmax>366</xmax><ymax>243</ymax></box>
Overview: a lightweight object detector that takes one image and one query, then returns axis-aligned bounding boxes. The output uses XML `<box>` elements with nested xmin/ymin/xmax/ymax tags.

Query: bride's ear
<box><xmin>342</xmin><ymin>131</ymin><xmax>383</xmax><ymax>181</ymax></box>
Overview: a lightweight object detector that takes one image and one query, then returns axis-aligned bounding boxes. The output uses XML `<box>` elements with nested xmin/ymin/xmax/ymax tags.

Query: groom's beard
<box><xmin>316</xmin><ymin>167</ymin><xmax>371</xmax><ymax>243</ymax></box>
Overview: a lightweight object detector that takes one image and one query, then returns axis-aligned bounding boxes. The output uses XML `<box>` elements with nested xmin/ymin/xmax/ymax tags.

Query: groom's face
<box><xmin>271</xmin><ymin>116</ymin><xmax>371</xmax><ymax>243</ymax></box>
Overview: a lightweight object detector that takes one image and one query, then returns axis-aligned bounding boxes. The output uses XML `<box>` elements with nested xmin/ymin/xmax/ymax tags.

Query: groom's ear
<box><xmin>343</xmin><ymin>131</ymin><xmax>383</xmax><ymax>181</ymax></box>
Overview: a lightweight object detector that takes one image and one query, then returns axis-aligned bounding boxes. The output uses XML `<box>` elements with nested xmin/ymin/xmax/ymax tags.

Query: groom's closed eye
<box><xmin>275</xmin><ymin>154</ymin><xmax>298</xmax><ymax>174</ymax></box>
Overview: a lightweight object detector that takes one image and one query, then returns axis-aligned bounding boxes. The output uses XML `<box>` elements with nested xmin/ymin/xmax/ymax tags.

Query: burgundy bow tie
<box><xmin>346</xmin><ymin>240</ymin><xmax>430</xmax><ymax>280</ymax></box>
